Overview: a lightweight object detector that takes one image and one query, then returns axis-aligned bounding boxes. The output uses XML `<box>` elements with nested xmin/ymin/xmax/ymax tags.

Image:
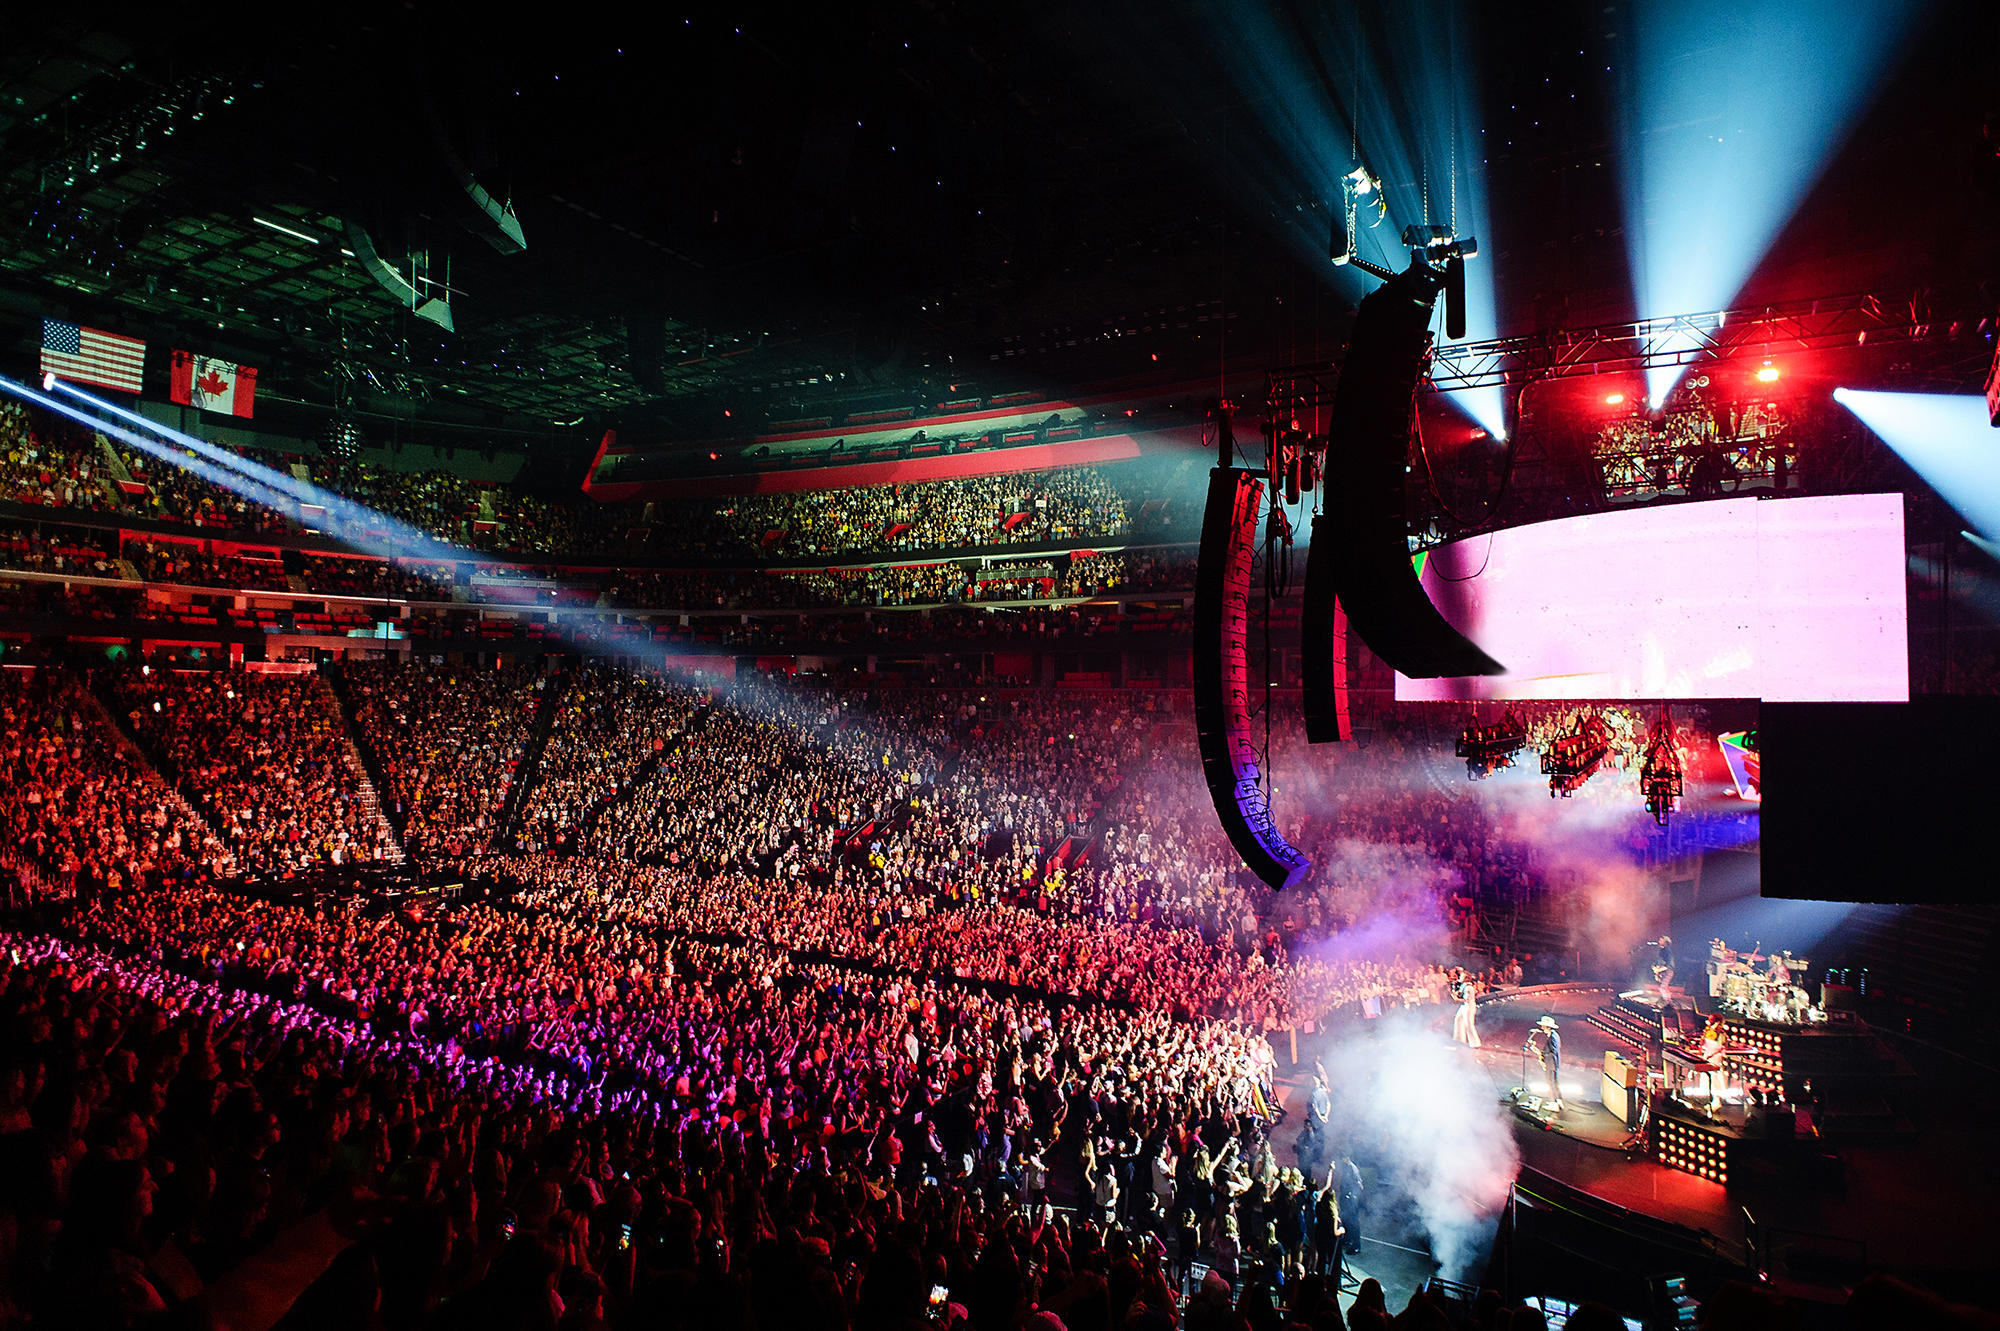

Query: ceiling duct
<box><xmin>343</xmin><ymin>221</ymin><xmax>454</xmax><ymax>331</ymax></box>
<box><xmin>423</xmin><ymin>96</ymin><xmax>526</xmax><ymax>254</ymax></box>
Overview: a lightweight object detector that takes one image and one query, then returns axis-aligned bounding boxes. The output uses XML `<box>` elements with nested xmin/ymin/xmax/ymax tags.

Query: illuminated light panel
<box><xmin>1756</xmin><ymin>363</ymin><xmax>1781</xmax><ymax>383</ymax></box>
<box><xmin>1618</xmin><ymin>0</ymin><xmax>1927</xmax><ymax>407</ymax></box>
<box><xmin>1605</xmin><ymin>392</ymin><xmax>1627</xmax><ymax>406</ymax></box>
<box><xmin>1397</xmin><ymin>494</ymin><xmax>1909</xmax><ymax>701</ymax></box>
<box><xmin>1833</xmin><ymin>391</ymin><xmax>2000</xmax><ymax>541</ymax></box>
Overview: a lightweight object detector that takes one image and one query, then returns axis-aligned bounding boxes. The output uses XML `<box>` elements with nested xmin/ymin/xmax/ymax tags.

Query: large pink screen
<box><xmin>1394</xmin><ymin>494</ymin><xmax>1908</xmax><ymax>702</ymax></box>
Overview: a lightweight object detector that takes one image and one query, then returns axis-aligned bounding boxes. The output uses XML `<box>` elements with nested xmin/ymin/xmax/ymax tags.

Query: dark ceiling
<box><xmin>0</xmin><ymin>1</ymin><xmax>1991</xmax><ymax>457</ymax></box>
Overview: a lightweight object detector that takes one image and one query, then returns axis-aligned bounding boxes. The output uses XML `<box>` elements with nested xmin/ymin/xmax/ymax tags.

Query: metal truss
<box><xmin>1265</xmin><ymin>289</ymin><xmax>1960</xmax><ymax>414</ymax></box>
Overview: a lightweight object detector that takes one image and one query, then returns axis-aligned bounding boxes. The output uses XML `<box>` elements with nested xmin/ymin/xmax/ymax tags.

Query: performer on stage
<box><xmin>1333</xmin><ymin>1153</ymin><xmax>1363</xmax><ymax>1259</ymax></box>
<box><xmin>1652</xmin><ymin>934</ymin><xmax>1676</xmax><ymax>1003</ymax></box>
<box><xmin>1451</xmin><ymin>969</ymin><xmax>1482</xmax><ymax>1049</ymax></box>
<box><xmin>1526</xmin><ymin>1015</ymin><xmax>1564</xmax><ymax>1110</ymax></box>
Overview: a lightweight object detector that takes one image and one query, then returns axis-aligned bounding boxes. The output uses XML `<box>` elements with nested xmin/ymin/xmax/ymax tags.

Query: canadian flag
<box><xmin>169</xmin><ymin>349</ymin><xmax>258</xmax><ymax>418</ymax></box>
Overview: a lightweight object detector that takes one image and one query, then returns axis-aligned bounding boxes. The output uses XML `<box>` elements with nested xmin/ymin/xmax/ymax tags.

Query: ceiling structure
<box><xmin>0</xmin><ymin>3</ymin><xmax>1991</xmax><ymax>469</ymax></box>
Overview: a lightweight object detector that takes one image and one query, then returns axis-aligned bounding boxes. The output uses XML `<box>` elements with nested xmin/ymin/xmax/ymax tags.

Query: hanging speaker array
<box><xmin>1191</xmin><ymin>464</ymin><xmax>1312</xmax><ymax>890</ymax></box>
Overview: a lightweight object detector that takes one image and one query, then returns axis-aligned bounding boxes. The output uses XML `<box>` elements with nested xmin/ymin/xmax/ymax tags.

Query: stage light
<box><xmin>1541</xmin><ymin>711</ymin><xmax>1611</xmax><ymax>797</ymax></box>
<box><xmin>1640</xmin><ymin>705</ymin><xmax>1685</xmax><ymax>827</ymax></box>
<box><xmin>1457</xmin><ymin>710</ymin><xmax>1526</xmax><ymax>779</ymax></box>
<box><xmin>1605</xmin><ymin>392</ymin><xmax>1627</xmax><ymax>406</ymax></box>
<box><xmin>1834</xmin><ymin>390</ymin><xmax>1999</xmax><ymax>539</ymax></box>
<box><xmin>1755</xmin><ymin>362</ymin><xmax>1781</xmax><ymax>383</ymax></box>
<box><xmin>1965</xmin><ymin>530</ymin><xmax>2000</xmax><ymax>562</ymax></box>
<box><xmin>1206</xmin><ymin>1</ymin><xmax>1505</xmax><ymax>439</ymax></box>
<box><xmin>1618</xmin><ymin>0</ymin><xmax>1923</xmax><ymax>407</ymax></box>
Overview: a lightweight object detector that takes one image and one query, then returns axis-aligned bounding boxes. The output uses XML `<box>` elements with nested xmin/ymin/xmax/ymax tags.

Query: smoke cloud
<box><xmin>1468</xmin><ymin>759</ymin><xmax>1667</xmax><ymax>965</ymax></box>
<box><xmin>1313</xmin><ymin>1010</ymin><xmax>1519</xmax><ymax>1280</ymax></box>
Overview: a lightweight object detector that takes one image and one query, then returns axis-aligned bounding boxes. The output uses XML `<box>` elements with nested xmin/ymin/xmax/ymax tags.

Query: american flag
<box><xmin>41</xmin><ymin>318</ymin><xmax>146</xmax><ymax>394</ymax></box>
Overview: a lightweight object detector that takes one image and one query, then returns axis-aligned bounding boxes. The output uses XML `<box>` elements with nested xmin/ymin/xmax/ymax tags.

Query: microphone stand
<box><xmin>1515</xmin><ymin>1034</ymin><xmax>1539</xmax><ymax>1105</ymax></box>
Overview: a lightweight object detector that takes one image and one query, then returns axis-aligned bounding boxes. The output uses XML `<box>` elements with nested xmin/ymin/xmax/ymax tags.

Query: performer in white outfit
<box><xmin>1451</xmin><ymin>969</ymin><xmax>1482</xmax><ymax>1049</ymax></box>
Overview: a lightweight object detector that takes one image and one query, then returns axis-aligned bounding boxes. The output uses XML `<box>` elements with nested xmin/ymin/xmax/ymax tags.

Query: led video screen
<box><xmin>1394</xmin><ymin>494</ymin><xmax>1908</xmax><ymax>702</ymax></box>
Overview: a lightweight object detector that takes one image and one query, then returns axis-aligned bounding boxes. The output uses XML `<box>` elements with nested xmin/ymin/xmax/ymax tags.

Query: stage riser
<box><xmin>1589</xmin><ymin>1002</ymin><xmax>1664</xmax><ymax>1052</ymax></box>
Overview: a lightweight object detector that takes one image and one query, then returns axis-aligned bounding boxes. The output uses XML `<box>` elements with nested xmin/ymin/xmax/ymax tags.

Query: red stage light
<box><xmin>1469</xmin><ymin>429</ymin><xmax>1489</xmax><ymax>440</ymax></box>
<box><xmin>1755</xmin><ymin>362</ymin><xmax>1780</xmax><ymax>383</ymax></box>
<box><xmin>1605</xmin><ymin>392</ymin><xmax>1626</xmax><ymax>405</ymax></box>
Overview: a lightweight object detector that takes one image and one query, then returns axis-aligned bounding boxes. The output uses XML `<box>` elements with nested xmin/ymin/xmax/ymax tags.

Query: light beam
<box><xmin>0</xmin><ymin>375</ymin><xmax>694</xmax><ymax>671</ymax></box>
<box><xmin>1203</xmin><ymin>0</ymin><xmax>1506</xmax><ymax>437</ymax></box>
<box><xmin>1618</xmin><ymin>0</ymin><xmax>1931</xmax><ymax>407</ymax></box>
<box><xmin>1833</xmin><ymin>389</ymin><xmax>1999</xmax><ymax>540</ymax></box>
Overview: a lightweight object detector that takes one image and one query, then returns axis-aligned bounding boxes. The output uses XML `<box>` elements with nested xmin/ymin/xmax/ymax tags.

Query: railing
<box><xmin>1742</xmin><ymin>1206</ymin><xmax>1867</xmax><ymax>1289</ymax></box>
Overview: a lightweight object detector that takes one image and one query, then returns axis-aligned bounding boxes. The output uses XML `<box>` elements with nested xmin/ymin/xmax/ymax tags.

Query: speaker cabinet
<box><xmin>1301</xmin><ymin>261</ymin><xmax>1501</xmax><ymax>734</ymax></box>
<box><xmin>1193</xmin><ymin>467</ymin><xmax>1311</xmax><ymax>889</ymax></box>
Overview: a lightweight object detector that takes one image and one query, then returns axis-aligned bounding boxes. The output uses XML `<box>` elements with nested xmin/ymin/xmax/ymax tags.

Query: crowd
<box><xmin>0</xmin><ymin>903</ymin><xmax>1288</xmax><ymax>1331</ymax></box>
<box><xmin>473</xmin><ymin>680</ymin><xmax>1451</xmax><ymax>1031</ymax></box>
<box><xmin>300</xmin><ymin>555</ymin><xmax>458</xmax><ymax>601</ymax></box>
<box><xmin>589</xmin><ymin>550</ymin><xmax>1196</xmax><ymax>616</ymax></box>
<box><xmin>0</xmin><ymin>652</ymin><xmax>1869</xmax><ymax>1328</ymax></box>
<box><xmin>0</xmin><ymin>657</ymin><xmax>1614</xmax><ymax>1023</ymax></box>
<box><xmin>0</xmin><ymin>401</ymin><xmax>115</xmax><ymax>511</ymax></box>
<box><xmin>122</xmin><ymin>539</ymin><xmax>294</xmax><ymax>592</ymax></box>
<box><xmin>0</xmin><ymin>401</ymin><xmax>1218</xmax><ymax>651</ymax></box>
<box><xmin>0</xmin><ymin>519</ymin><xmax>122</xmax><ymax>578</ymax></box>
<box><xmin>653</xmin><ymin>465</ymin><xmax>1164</xmax><ymax>558</ymax></box>
<box><xmin>115</xmin><ymin>443</ymin><xmax>294</xmax><ymax>533</ymax></box>
<box><xmin>343</xmin><ymin>661</ymin><xmax>548</xmax><ymax>862</ymax></box>
<box><xmin>1</xmin><ymin>402</ymin><xmax>1191</xmax><ymax>569</ymax></box>
<box><xmin>102</xmin><ymin>667</ymin><xmax>399</xmax><ymax>876</ymax></box>
<box><xmin>0</xmin><ymin>668</ymin><xmax>234</xmax><ymax>897</ymax></box>
<box><xmin>0</xmin><ymin>910</ymin><xmax>1952</xmax><ymax>1331</ymax></box>
<box><xmin>512</xmin><ymin>665</ymin><xmax>705</xmax><ymax>853</ymax></box>
<box><xmin>308</xmin><ymin>458</ymin><xmax>594</xmax><ymax>556</ymax></box>
<box><xmin>0</xmin><ymin>579</ymin><xmax>141</xmax><ymax>621</ymax></box>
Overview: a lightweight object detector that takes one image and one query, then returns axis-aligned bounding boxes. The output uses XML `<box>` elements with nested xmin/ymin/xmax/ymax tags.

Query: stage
<box><xmin>1470</xmin><ymin>986</ymin><xmax>1997</xmax><ymax>1310</ymax></box>
<box><xmin>1264</xmin><ymin>983</ymin><xmax>2000</xmax><ymax>1317</ymax></box>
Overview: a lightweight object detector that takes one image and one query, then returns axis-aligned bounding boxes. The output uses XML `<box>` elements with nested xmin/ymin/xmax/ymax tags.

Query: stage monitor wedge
<box><xmin>1302</xmin><ymin>258</ymin><xmax>1502</xmax><ymax>725</ymax></box>
<box><xmin>1193</xmin><ymin>466</ymin><xmax>1312</xmax><ymax>890</ymax></box>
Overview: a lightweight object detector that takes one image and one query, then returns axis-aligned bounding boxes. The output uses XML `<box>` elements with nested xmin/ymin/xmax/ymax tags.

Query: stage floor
<box><xmin>1269</xmin><ymin>984</ymin><xmax>2000</xmax><ymax>1313</ymax></box>
<box><xmin>1471</xmin><ymin>987</ymin><xmax>1745</xmax><ymax>1244</ymax></box>
<box><xmin>1471</xmin><ymin>986</ymin><xmax>2000</xmax><ymax>1306</ymax></box>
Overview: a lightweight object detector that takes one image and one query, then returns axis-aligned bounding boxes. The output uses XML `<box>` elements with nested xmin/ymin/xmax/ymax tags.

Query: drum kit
<box><xmin>1708</xmin><ymin>939</ymin><xmax>1812</xmax><ymax>1023</ymax></box>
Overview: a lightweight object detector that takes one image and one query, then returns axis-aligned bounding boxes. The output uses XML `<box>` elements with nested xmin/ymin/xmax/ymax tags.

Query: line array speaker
<box><xmin>1301</xmin><ymin>261</ymin><xmax>1501</xmax><ymax>733</ymax></box>
<box><xmin>1193</xmin><ymin>466</ymin><xmax>1312</xmax><ymax>889</ymax></box>
<box><xmin>1299</xmin><ymin>514</ymin><xmax>1352</xmax><ymax>744</ymax></box>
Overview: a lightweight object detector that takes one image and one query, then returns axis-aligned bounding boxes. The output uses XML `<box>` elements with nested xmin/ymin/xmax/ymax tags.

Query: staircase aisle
<box><xmin>570</xmin><ymin>701</ymin><xmax>713</xmax><ymax>848</ymax></box>
<box><xmin>313</xmin><ymin>676</ymin><xmax>408</xmax><ymax>868</ymax></box>
<box><xmin>493</xmin><ymin>666</ymin><xmax>572</xmax><ymax>846</ymax></box>
<box><xmin>74</xmin><ymin>684</ymin><xmax>230</xmax><ymax>851</ymax></box>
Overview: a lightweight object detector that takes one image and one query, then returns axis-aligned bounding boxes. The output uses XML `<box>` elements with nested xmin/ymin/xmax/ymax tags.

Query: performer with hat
<box><xmin>1525</xmin><ymin>1015</ymin><xmax>1564</xmax><ymax>1110</ymax></box>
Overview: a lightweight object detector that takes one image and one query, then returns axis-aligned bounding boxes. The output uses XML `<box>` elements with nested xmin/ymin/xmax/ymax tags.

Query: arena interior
<box><xmin>1</xmin><ymin>7</ymin><xmax>1998</xmax><ymax>1331</ymax></box>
